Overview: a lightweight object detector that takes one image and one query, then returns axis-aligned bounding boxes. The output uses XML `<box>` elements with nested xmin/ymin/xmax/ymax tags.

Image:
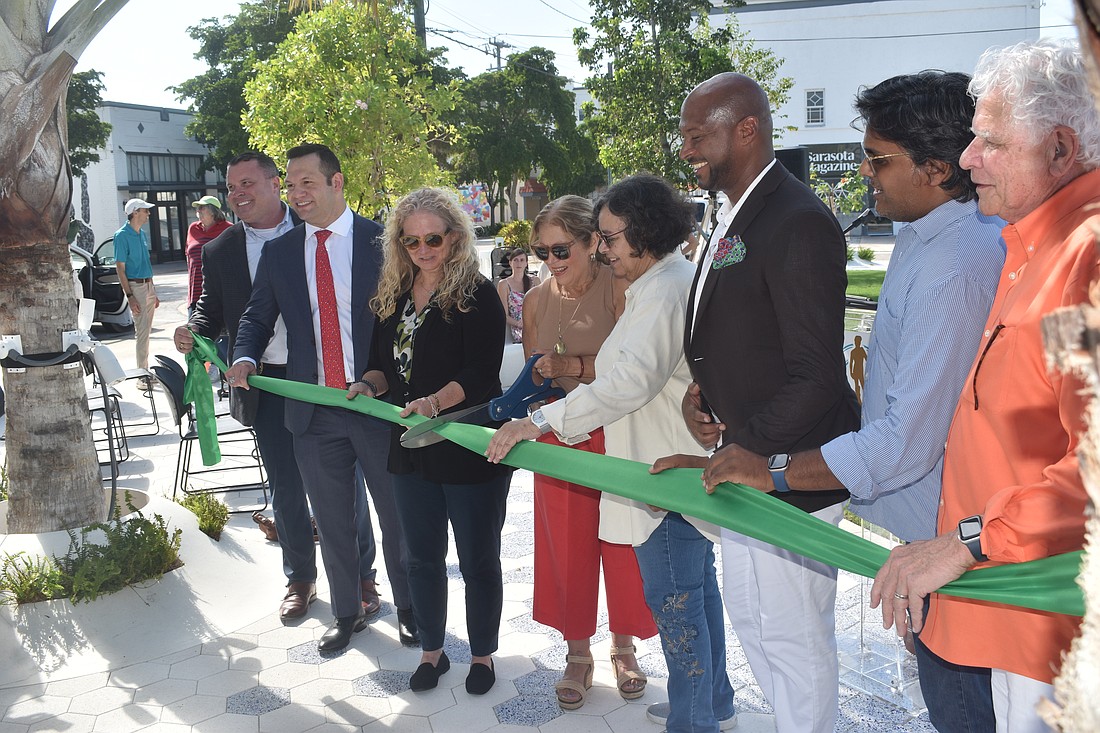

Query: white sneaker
<box><xmin>646</xmin><ymin>701</ymin><xmax>737</xmax><ymax>730</ymax></box>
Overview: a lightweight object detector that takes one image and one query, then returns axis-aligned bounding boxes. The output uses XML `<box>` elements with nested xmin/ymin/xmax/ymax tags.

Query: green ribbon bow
<box><xmin>188</xmin><ymin>332</ymin><xmax>1084</xmax><ymax>617</ymax></box>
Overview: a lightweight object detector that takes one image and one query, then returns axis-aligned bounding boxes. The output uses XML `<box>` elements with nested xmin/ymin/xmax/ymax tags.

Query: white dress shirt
<box><xmin>304</xmin><ymin>206</ymin><xmax>356</xmax><ymax>385</ymax></box>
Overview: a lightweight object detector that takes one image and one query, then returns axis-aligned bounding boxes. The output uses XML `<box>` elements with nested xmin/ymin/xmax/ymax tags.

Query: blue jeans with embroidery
<box><xmin>635</xmin><ymin>513</ymin><xmax>736</xmax><ymax>732</ymax></box>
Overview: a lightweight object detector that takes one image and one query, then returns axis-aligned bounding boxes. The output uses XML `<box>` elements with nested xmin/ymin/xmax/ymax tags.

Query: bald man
<box><xmin>656</xmin><ymin>72</ymin><xmax>859</xmax><ymax>733</ymax></box>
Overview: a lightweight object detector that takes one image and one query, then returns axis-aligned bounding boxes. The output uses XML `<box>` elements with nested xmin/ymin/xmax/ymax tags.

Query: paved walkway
<box><xmin>0</xmin><ymin>260</ymin><xmax>934</xmax><ymax>733</ymax></box>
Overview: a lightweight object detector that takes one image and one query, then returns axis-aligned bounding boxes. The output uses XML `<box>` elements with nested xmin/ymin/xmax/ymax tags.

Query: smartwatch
<box><xmin>530</xmin><ymin>408</ymin><xmax>553</xmax><ymax>435</ymax></box>
<box><xmin>767</xmin><ymin>453</ymin><xmax>792</xmax><ymax>493</ymax></box>
<box><xmin>957</xmin><ymin>514</ymin><xmax>988</xmax><ymax>562</ymax></box>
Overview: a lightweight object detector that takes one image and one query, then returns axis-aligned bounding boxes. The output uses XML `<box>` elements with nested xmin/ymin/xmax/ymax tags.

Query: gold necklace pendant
<box><xmin>554</xmin><ymin>338</ymin><xmax>567</xmax><ymax>355</ymax></box>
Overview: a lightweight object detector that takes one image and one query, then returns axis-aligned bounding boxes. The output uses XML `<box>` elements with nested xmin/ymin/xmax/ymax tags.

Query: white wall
<box><xmin>718</xmin><ymin>0</ymin><xmax>1041</xmax><ymax>148</ymax></box>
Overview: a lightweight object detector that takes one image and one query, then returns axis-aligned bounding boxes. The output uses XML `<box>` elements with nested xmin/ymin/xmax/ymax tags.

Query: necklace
<box><xmin>554</xmin><ymin>271</ymin><xmax>597</xmax><ymax>354</ymax></box>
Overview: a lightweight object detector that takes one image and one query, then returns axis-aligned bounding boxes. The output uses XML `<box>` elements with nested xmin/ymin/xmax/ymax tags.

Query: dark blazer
<box><xmin>188</xmin><ymin>207</ymin><xmax>301</xmax><ymax>426</ymax></box>
<box><xmin>369</xmin><ymin>278</ymin><xmax>511</xmax><ymax>484</ymax></box>
<box><xmin>233</xmin><ymin>212</ymin><xmax>384</xmax><ymax>436</ymax></box>
<box><xmin>685</xmin><ymin>161</ymin><xmax>860</xmax><ymax>513</ymax></box>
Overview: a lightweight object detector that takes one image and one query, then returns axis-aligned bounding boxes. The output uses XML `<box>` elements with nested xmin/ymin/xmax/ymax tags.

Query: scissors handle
<box><xmin>489</xmin><ymin>355</ymin><xmax>566</xmax><ymax>420</ymax></box>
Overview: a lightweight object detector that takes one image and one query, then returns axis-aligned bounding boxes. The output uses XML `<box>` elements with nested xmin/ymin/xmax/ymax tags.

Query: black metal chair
<box><xmin>91</xmin><ymin>344</ymin><xmax>159</xmax><ymax>436</ymax></box>
<box><xmin>150</xmin><ymin>364</ymin><xmax>268</xmax><ymax>512</ymax></box>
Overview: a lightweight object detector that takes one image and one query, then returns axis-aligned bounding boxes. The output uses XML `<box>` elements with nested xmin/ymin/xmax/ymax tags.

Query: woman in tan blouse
<box><xmin>520</xmin><ymin>196</ymin><xmax>654</xmax><ymax>710</ymax></box>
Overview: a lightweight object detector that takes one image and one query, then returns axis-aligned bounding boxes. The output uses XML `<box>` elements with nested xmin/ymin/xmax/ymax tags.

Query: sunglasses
<box><xmin>861</xmin><ymin>146</ymin><xmax>909</xmax><ymax>175</ymax></box>
<box><xmin>532</xmin><ymin>240</ymin><xmax>576</xmax><ymax>261</ymax></box>
<box><xmin>597</xmin><ymin>226</ymin><xmax>628</xmax><ymax>248</ymax></box>
<box><xmin>399</xmin><ymin>229</ymin><xmax>450</xmax><ymax>249</ymax></box>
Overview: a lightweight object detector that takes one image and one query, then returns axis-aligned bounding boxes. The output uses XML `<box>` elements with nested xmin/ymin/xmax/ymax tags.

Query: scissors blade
<box><xmin>399</xmin><ymin>402</ymin><xmax>491</xmax><ymax>448</ymax></box>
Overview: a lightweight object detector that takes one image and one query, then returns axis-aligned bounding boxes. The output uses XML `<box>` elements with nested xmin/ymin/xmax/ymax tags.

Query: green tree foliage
<box><xmin>575</xmin><ymin>0</ymin><xmax>792</xmax><ymax>182</ymax></box>
<box><xmin>450</xmin><ymin>48</ymin><xmax>603</xmax><ymax>224</ymax></box>
<box><xmin>810</xmin><ymin>169</ymin><xmax>869</xmax><ymax>216</ymax></box>
<box><xmin>244</xmin><ymin>1</ymin><xmax>456</xmax><ymax>215</ymax></box>
<box><xmin>66</xmin><ymin>70</ymin><xmax>111</xmax><ymax>177</ymax></box>
<box><xmin>172</xmin><ymin>1</ymin><xmax>299</xmax><ymax>172</ymax></box>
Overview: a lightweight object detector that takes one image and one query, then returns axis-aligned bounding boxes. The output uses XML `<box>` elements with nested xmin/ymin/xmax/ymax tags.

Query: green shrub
<box><xmin>0</xmin><ymin>464</ymin><xmax>8</xmax><ymax>502</ymax></box>
<box><xmin>0</xmin><ymin>501</ymin><xmax>182</xmax><ymax>606</ymax></box>
<box><xmin>857</xmin><ymin>246</ymin><xmax>875</xmax><ymax>262</ymax></box>
<box><xmin>178</xmin><ymin>493</ymin><xmax>230</xmax><ymax>541</ymax></box>
<box><xmin>498</xmin><ymin>219</ymin><xmax>533</xmax><ymax>249</ymax></box>
<box><xmin>56</xmin><ymin>507</ymin><xmax>183</xmax><ymax>604</ymax></box>
<box><xmin>846</xmin><ymin>245</ymin><xmax>855</xmax><ymax>262</ymax></box>
<box><xmin>476</xmin><ymin>222</ymin><xmax>503</xmax><ymax>238</ymax></box>
<box><xmin>0</xmin><ymin>552</ymin><xmax>66</xmax><ymax>605</ymax></box>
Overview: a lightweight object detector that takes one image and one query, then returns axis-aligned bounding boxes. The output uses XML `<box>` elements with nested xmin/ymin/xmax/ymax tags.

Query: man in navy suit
<box><xmin>175</xmin><ymin>152</ymin><xmax>414</xmax><ymax>646</ymax></box>
<box><xmin>226</xmin><ymin>144</ymin><xmax>410</xmax><ymax>653</ymax></box>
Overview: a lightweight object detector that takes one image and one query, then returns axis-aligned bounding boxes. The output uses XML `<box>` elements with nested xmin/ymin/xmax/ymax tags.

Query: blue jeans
<box><xmin>916</xmin><ymin>599</ymin><xmax>995</xmax><ymax>733</ymax></box>
<box><xmin>635</xmin><ymin>513</ymin><xmax>736</xmax><ymax>733</ymax></box>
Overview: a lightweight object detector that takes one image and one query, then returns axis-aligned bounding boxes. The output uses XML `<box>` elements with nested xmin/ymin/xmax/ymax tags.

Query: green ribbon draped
<box><xmin>189</xmin><ymin>332</ymin><xmax>1085</xmax><ymax>617</ymax></box>
<box><xmin>183</xmin><ymin>348</ymin><xmax>221</xmax><ymax>466</ymax></box>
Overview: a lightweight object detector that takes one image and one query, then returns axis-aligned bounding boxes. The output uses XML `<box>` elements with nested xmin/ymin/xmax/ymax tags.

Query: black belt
<box><xmin>129</xmin><ymin>277</ymin><xmax>151</xmax><ymax>283</ymax></box>
<box><xmin>259</xmin><ymin>363</ymin><xmax>286</xmax><ymax>374</ymax></box>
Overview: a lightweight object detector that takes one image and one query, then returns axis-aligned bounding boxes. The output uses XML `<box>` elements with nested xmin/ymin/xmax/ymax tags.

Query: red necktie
<box><xmin>314</xmin><ymin>229</ymin><xmax>346</xmax><ymax>388</ymax></box>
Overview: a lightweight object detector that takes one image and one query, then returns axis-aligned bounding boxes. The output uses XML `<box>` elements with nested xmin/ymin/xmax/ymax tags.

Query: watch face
<box><xmin>959</xmin><ymin>516</ymin><xmax>982</xmax><ymax>540</ymax></box>
<box><xmin>768</xmin><ymin>453</ymin><xmax>790</xmax><ymax>471</ymax></box>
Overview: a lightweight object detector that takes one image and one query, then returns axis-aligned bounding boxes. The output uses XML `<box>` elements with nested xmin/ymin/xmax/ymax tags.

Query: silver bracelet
<box><xmin>426</xmin><ymin>393</ymin><xmax>440</xmax><ymax>419</ymax></box>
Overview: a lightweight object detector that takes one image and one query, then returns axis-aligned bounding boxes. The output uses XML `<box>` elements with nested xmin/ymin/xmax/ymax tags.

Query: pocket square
<box><xmin>711</xmin><ymin>235</ymin><xmax>747</xmax><ymax>269</ymax></box>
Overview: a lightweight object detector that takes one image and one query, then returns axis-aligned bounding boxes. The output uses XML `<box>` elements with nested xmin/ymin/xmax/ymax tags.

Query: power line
<box><xmin>536</xmin><ymin>0</ymin><xmax>588</xmax><ymax>25</ymax></box>
<box><xmin>744</xmin><ymin>23</ymin><xmax>1075</xmax><ymax>43</ymax></box>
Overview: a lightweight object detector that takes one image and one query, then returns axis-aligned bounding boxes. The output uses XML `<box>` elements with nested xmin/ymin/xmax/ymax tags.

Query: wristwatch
<box><xmin>530</xmin><ymin>408</ymin><xmax>553</xmax><ymax>435</ymax></box>
<box><xmin>767</xmin><ymin>453</ymin><xmax>792</xmax><ymax>493</ymax></box>
<box><xmin>957</xmin><ymin>514</ymin><xmax>988</xmax><ymax>562</ymax></box>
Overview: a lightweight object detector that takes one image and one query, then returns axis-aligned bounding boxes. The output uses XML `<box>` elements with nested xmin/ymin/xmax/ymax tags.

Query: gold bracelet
<box><xmin>577</xmin><ymin>357</ymin><xmax>585</xmax><ymax>380</ymax></box>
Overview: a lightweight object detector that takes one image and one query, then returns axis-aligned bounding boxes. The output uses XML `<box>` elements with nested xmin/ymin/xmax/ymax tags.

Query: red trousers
<box><xmin>532</xmin><ymin>428</ymin><xmax>657</xmax><ymax>640</ymax></box>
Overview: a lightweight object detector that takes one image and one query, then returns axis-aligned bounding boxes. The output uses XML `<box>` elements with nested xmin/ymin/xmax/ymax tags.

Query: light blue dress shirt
<box><xmin>820</xmin><ymin>199</ymin><xmax>1005</xmax><ymax>541</ymax></box>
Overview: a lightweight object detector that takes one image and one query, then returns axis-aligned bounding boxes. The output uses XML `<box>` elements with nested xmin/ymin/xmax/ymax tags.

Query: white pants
<box><xmin>720</xmin><ymin>502</ymin><xmax>843</xmax><ymax>733</ymax></box>
<box><xmin>992</xmin><ymin>669</ymin><xmax>1054</xmax><ymax>733</ymax></box>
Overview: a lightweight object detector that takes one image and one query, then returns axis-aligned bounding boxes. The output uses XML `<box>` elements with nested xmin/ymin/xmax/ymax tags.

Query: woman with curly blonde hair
<box><xmin>360</xmin><ymin>187</ymin><xmax>512</xmax><ymax>696</ymax></box>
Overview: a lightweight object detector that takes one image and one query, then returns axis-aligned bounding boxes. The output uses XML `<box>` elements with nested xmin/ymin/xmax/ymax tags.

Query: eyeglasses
<box><xmin>597</xmin><ymin>226</ymin><xmax>628</xmax><ymax>248</ymax></box>
<box><xmin>862</xmin><ymin>147</ymin><xmax>909</xmax><ymax>174</ymax></box>
<box><xmin>532</xmin><ymin>240</ymin><xmax>576</xmax><ymax>261</ymax></box>
<box><xmin>399</xmin><ymin>229</ymin><xmax>450</xmax><ymax>249</ymax></box>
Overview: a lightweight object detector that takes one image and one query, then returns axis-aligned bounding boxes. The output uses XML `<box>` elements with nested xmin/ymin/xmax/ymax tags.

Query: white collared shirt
<box><xmin>244</xmin><ymin>204</ymin><xmax>294</xmax><ymax>365</ymax></box>
<box><xmin>304</xmin><ymin>205</ymin><xmax>356</xmax><ymax>385</ymax></box>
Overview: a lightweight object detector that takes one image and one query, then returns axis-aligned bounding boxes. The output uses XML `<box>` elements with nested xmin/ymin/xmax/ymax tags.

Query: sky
<box><xmin>59</xmin><ymin>0</ymin><xmax>1077</xmax><ymax>110</ymax></box>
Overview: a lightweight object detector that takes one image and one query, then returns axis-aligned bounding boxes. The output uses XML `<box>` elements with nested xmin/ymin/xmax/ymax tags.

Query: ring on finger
<box><xmin>894</xmin><ymin>592</ymin><xmax>909</xmax><ymax>600</ymax></box>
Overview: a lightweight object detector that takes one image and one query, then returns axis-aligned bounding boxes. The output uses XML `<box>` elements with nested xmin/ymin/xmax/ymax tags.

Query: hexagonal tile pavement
<box><xmin>494</xmin><ymin>693</ymin><xmax>563</xmax><ymax>727</ymax></box>
<box><xmin>351</xmin><ymin>669</ymin><xmax>413</xmax><ymax>697</ymax></box>
<box><xmin>225</xmin><ymin>685</ymin><xmax>290</xmax><ymax>715</ymax></box>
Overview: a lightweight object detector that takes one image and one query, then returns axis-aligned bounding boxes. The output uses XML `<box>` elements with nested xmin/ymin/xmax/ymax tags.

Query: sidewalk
<box><xmin>0</xmin><ymin>261</ymin><xmax>932</xmax><ymax>732</ymax></box>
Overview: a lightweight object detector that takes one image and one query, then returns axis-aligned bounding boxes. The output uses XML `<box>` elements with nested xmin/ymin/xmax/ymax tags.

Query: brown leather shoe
<box><xmin>280</xmin><ymin>581</ymin><xmax>317</xmax><ymax>620</ymax></box>
<box><xmin>253</xmin><ymin>512</ymin><xmax>278</xmax><ymax>542</ymax></box>
<box><xmin>361</xmin><ymin>579</ymin><xmax>381</xmax><ymax>617</ymax></box>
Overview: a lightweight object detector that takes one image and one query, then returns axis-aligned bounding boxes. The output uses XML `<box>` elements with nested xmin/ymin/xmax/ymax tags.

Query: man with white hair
<box><xmin>873</xmin><ymin>39</ymin><xmax>1100</xmax><ymax>732</ymax></box>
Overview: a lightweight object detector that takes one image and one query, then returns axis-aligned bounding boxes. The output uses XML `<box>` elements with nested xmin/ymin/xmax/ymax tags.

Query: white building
<box><xmin>716</xmin><ymin>0</ymin><xmax>1042</xmax><ymax>181</ymax></box>
<box><xmin>72</xmin><ymin>102</ymin><xmax>222</xmax><ymax>262</ymax></box>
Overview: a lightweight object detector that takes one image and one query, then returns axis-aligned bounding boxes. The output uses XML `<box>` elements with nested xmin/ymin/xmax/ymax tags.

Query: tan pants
<box><xmin>131</xmin><ymin>280</ymin><xmax>156</xmax><ymax>371</ymax></box>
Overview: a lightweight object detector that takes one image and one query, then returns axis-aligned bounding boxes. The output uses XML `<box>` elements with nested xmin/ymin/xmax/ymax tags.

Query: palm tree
<box><xmin>0</xmin><ymin>1</ymin><xmax>132</xmax><ymax>532</ymax></box>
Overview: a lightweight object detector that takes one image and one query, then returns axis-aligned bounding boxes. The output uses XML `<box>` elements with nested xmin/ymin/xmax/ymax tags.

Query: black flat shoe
<box><xmin>318</xmin><ymin>611</ymin><xmax>367</xmax><ymax>653</ymax></box>
<box><xmin>410</xmin><ymin>651</ymin><xmax>450</xmax><ymax>691</ymax></box>
<box><xmin>465</xmin><ymin>659</ymin><xmax>495</xmax><ymax>695</ymax></box>
<box><xmin>397</xmin><ymin>608</ymin><xmax>420</xmax><ymax>647</ymax></box>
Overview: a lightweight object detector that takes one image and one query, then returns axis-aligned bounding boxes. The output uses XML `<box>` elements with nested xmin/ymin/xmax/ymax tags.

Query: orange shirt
<box><xmin>921</xmin><ymin>169</ymin><xmax>1100</xmax><ymax>683</ymax></box>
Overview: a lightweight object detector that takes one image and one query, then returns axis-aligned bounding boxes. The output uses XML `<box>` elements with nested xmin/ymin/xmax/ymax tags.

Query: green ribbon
<box><xmin>189</xmin><ymin>333</ymin><xmax>1084</xmax><ymax>617</ymax></box>
<box><xmin>183</xmin><ymin>347</ymin><xmax>221</xmax><ymax>466</ymax></box>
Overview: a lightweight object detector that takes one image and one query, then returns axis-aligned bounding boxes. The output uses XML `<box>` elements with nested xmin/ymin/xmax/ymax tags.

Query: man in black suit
<box><xmin>201</xmin><ymin>145</ymin><xmax>409</xmax><ymax>647</ymax></box>
<box><xmin>660</xmin><ymin>73</ymin><xmax>859</xmax><ymax>733</ymax></box>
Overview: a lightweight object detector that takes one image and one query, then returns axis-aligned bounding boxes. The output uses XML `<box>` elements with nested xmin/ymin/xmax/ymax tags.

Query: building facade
<box><xmin>72</xmin><ymin>102</ymin><xmax>222</xmax><ymax>262</ymax></box>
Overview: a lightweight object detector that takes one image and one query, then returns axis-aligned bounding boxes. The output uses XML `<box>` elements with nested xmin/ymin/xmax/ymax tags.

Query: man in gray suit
<box><xmin>225</xmin><ymin>144</ymin><xmax>409</xmax><ymax>653</ymax></box>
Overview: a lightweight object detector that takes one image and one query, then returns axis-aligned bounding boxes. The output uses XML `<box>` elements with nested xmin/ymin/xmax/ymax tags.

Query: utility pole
<box><xmin>488</xmin><ymin>38</ymin><xmax>511</xmax><ymax>70</ymax></box>
<box><xmin>413</xmin><ymin>0</ymin><xmax>426</xmax><ymax>47</ymax></box>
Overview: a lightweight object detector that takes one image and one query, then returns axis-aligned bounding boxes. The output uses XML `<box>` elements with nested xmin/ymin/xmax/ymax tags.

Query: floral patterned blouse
<box><xmin>393</xmin><ymin>296</ymin><xmax>431</xmax><ymax>384</ymax></box>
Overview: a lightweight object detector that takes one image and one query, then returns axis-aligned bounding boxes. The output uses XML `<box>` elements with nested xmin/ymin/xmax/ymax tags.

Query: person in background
<box><xmin>357</xmin><ymin>187</ymin><xmax>512</xmax><ymax>696</ymax></box>
<box><xmin>515</xmin><ymin>196</ymin><xmax>650</xmax><ymax>710</ymax></box>
<box><xmin>113</xmin><ymin>198</ymin><xmax>158</xmax><ymax>382</ymax></box>
<box><xmin>488</xmin><ymin>174</ymin><xmax>732</xmax><ymax>733</ymax></box>
<box><xmin>185</xmin><ymin>195</ymin><xmax>231</xmax><ymax>316</ymax></box>
<box><xmin>497</xmin><ymin>247</ymin><xmax>541</xmax><ymax>344</ymax></box>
